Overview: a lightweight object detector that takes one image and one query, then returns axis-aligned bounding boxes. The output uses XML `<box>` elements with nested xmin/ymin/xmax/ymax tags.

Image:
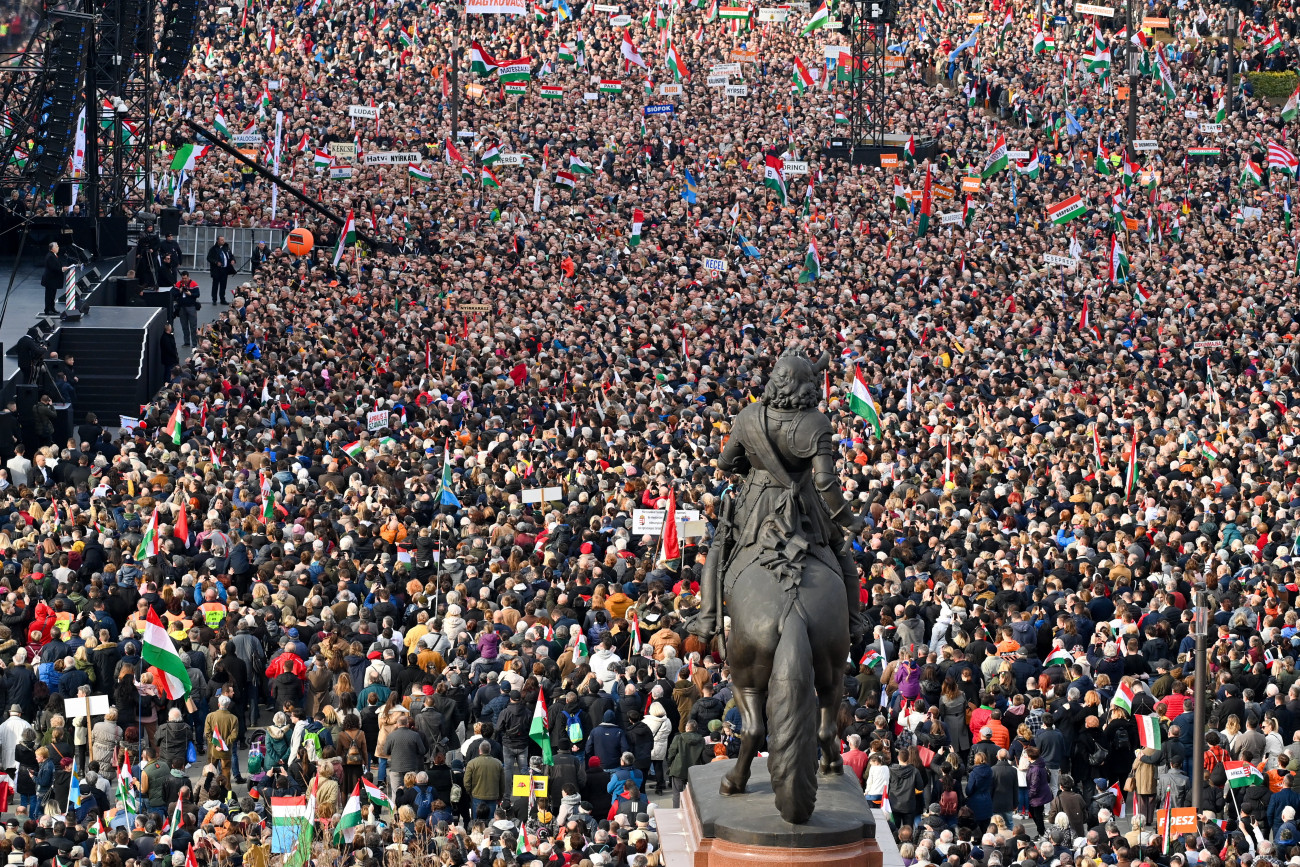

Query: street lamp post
<box><xmin>1190</xmin><ymin>587</ymin><xmax>1209</xmax><ymax>817</ymax></box>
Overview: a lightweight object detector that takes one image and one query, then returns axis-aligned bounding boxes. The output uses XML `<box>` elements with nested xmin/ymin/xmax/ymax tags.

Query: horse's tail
<box><xmin>765</xmin><ymin>610</ymin><xmax>818</xmax><ymax>824</ymax></box>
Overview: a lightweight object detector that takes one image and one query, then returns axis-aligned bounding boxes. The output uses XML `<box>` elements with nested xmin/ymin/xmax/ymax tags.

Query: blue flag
<box><xmin>556</xmin><ymin>0</ymin><xmax>572</xmax><ymax>19</ymax></box>
<box><xmin>1065</xmin><ymin>109</ymin><xmax>1082</xmax><ymax>137</ymax></box>
<box><xmin>738</xmin><ymin>235</ymin><xmax>761</xmax><ymax>258</ymax></box>
<box><xmin>682</xmin><ymin>168</ymin><xmax>698</xmax><ymax>205</ymax></box>
<box><xmin>437</xmin><ymin>446</ymin><xmax>461</xmax><ymax>507</ymax></box>
<box><xmin>947</xmin><ymin>25</ymin><xmax>980</xmax><ymax>62</ymax></box>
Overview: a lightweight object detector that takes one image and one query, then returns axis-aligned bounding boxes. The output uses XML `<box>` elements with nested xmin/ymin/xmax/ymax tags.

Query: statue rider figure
<box><xmin>689</xmin><ymin>350</ymin><xmax>866</xmax><ymax>643</ymax></box>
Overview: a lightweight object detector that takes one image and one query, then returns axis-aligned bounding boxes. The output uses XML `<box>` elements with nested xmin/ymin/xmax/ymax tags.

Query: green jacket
<box><xmin>462</xmin><ymin>753</ymin><xmax>505</xmax><ymax>801</ymax></box>
<box><xmin>666</xmin><ymin>730</ymin><xmax>708</xmax><ymax>780</ymax></box>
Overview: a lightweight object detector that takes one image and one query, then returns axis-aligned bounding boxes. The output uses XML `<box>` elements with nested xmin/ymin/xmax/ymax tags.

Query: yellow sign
<box><xmin>511</xmin><ymin>775</ymin><xmax>549</xmax><ymax>797</ymax></box>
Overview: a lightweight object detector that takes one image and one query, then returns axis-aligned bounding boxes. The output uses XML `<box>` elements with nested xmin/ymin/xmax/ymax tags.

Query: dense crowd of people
<box><xmin>6</xmin><ymin>0</ymin><xmax>1300</xmax><ymax>865</ymax></box>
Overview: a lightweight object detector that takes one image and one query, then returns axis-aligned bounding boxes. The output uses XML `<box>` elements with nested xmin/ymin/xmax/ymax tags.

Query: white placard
<box><xmin>521</xmin><ymin>486</ymin><xmax>565</xmax><ymax>503</ymax></box>
<box><xmin>724</xmin><ymin>84</ymin><xmax>749</xmax><ymax>96</ymax></box>
<box><xmin>1075</xmin><ymin>3</ymin><xmax>1114</xmax><ymax>16</ymax></box>
<box><xmin>783</xmin><ymin>160</ymin><xmax>809</xmax><ymax>175</ymax></box>
<box><xmin>329</xmin><ymin>166</ymin><xmax>354</xmax><ymax>179</ymax></box>
<box><xmin>609</xmin><ymin>13</ymin><xmax>632</xmax><ymax>25</ymax></box>
<box><xmin>757</xmin><ymin>7</ymin><xmax>789</xmax><ymax>20</ymax></box>
<box><xmin>1193</xmin><ymin>340</ymin><xmax>1224</xmax><ymax>349</ymax></box>
<box><xmin>1199</xmin><ymin>122</ymin><xmax>1222</xmax><ymax>134</ymax></box>
<box><xmin>231</xmin><ymin>133</ymin><xmax>263</xmax><ymax>146</ymax></box>
<box><xmin>348</xmin><ymin>105</ymin><xmax>380</xmax><ymax>119</ymax></box>
<box><xmin>362</xmin><ymin>151</ymin><xmax>422</xmax><ymax>165</ymax></box>
<box><xmin>1184</xmin><ymin>110</ymin><xmax>1199</xmax><ymax>119</ymax></box>
<box><xmin>584</xmin><ymin>92</ymin><xmax>599</xmax><ymax>100</ymax></box>
<box><xmin>825</xmin><ymin>19</ymin><xmax>841</xmax><ymax>28</ymax></box>
<box><xmin>711</xmin><ymin>62</ymin><xmax>742</xmax><ymax>74</ymax></box>
<box><xmin>267</xmin><ymin>81</ymin><xmax>280</xmax><ymax>90</ymax></box>
<box><xmin>67</xmin><ymin>695</ymin><xmax>112</xmax><ymax>720</ymax></box>
<box><xmin>823</xmin><ymin>44</ymin><xmax>850</xmax><ymax>60</ymax></box>
<box><xmin>498</xmin><ymin>153</ymin><xmax>525</xmax><ymax>166</ymax></box>
<box><xmin>1007</xmin><ymin>150</ymin><xmax>1030</xmax><ymax>160</ymax></box>
<box><xmin>681</xmin><ymin>520</ymin><xmax>708</xmax><ymax>538</ymax></box>
<box><xmin>703</xmin><ymin>257</ymin><xmax>727</xmax><ymax>271</ymax></box>
<box><xmin>659</xmin><ymin>83</ymin><xmax>683</xmax><ymax>95</ymax></box>
<box><xmin>1043</xmin><ymin>253</ymin><xmax>1080</xmax><ymax>268</ymax></box>
<box><xmin>366</xmin><ymin>410</ymin><xmax>388</xmax><ymax>431</ymax></box>
<box><xmin>940</xmin><ymin>212</ymin><xmax>964</xmax><ymax>225</ymax></box>
<box><xmin>594</xmin><ymin>3</ymin><xmax>620</xmax><ymax>9</ymax></box>
<box><xmin>631</xmin><ymin>508</ymin><xmax>702</xmax><ymax>536</ymax></box>
<box><xmin>1133</xmin><ymin>140</ymin><xmax>1158</xmax><ymax>152</ymax></box>
<box><xmin>707</xmin><ymin>74</ymin><xmax>730</xmax><ymax>87</ymax></box>
<box><xmin>1242</xmin><ymin>206</ymin><xmax>1262</xmax><ymax>221</ymax></box>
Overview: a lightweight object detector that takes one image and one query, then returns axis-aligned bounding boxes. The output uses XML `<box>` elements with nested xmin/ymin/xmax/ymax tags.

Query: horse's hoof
<box><xmin>819</xmin><ymin>760</ymin><xmax>843</xmax><ymax>776</ymax></box>
<box><xmin>720</xmin><ymin>775</ymin><xmax>747</xmax><ymax>795</ymax></box>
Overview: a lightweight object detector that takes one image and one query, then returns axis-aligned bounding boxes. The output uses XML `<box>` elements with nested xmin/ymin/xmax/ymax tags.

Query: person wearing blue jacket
<box><xmin>965</xmin><ymin>751</ymin><xmax>995</xmax><ymax>826</ymax></box>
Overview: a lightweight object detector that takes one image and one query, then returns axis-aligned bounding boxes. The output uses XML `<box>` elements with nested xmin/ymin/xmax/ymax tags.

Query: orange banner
<box><xmin>933</xmin><ymin>184</ymin><xmax>956</xmax><ymax>200</ymax></box>
<box><xmin>880</xmin><ymin>154</ymin><xmax>899</xmax><ymax>168</ymax></box>
<box><xmin>962</xmin><ymin>177</ymin><xmax>981</xmax><ymax>193</ymax></box>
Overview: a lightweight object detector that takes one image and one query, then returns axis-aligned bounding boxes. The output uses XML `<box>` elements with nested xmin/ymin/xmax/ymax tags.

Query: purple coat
<box><xmin>894</xmin><ymin>660</ymin><xmax>921</xmax><ymax>700</ymax></box>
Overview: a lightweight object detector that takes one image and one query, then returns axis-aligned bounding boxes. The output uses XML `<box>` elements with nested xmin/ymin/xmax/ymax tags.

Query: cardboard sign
<box><xmin>1193</xmin><ymin>341</ymin><xmax>1224</xmax><ymax>349</ymax></box>
<box><xmin>366</xmin><ymin>410</ymin><xmax>388</xmax><ymax>432</ymax></box>
<box><xmin>962</xmin><ymin>177</ymin><xmax>981</xmax><ymax>193</ymax></box>
<box><xmin>498</xmin><ymin>153</ymin><xmax>525</xmax><ymax>166</ymax></box>
<box><xmin>1155</xmin><ymin>809</ymin><xmax>1196</xmax><ymax>840</ymax></box>
<box><xmin>1184</xmin><ymin>110</ymin><xmax>1200</xmax><ymax>119</ymax></box>
<box><xmin>1006</xmin><ymin>150</ymin><xmax>1030</xmax><ymax>160</ymax></box>
<box><xmin>466</xmin><ymin>0</ymin><xmax>526</xmax><ymax>12</ymax></box>
<box><xmin>724</xmin><ymin>84</ymin><xmax>749</xmax><ymax>96</ymax></box>
<box><xmin>880</xmin><ymin>154</ymin><xmax>899</xmax><ymax>168</ymax></box>
<box><xmin>511</xmin><ymin>775</ymin><xmax>549</xmax><ymax>797</ymax></box>
<box><xmin>707</xmin><ymin>74</ymin><xmax>730</xmax><ymax>87</ymax></box>
<box><xmin>1043</xmin><ymin>253</ymin><xmax>1079</xmax><ymax>268</ymax></box>
<box><xmin>363</xmin><ymin>151</ymin><xmax>422</xmax><ymax>165</ymax></box>
<box><xmin>348</xmin><ymin>105</ymin><xmax>380</xmax><ymax>119</ymax></box>
<box><xmin>711</xmin><ymin>62</ymin><xmax>742</xmax><ymax>74</ymax></box>
<box><xmin>466</xmin><ymin>82</ymin><xmax>487</xmax><ymax>98</ymax></box>
<box><xmin>1199</xmin><ymin>122</ymin><xmax>1222</xmax><ymax>134</ymax></box>
<box><xmin>823</xmin><ymin>44</ymin><xmax>850</xmax><ymax>61</ymax></box>
<box><xmin>584</xmin><ymin>92</ymin><xmax>599</xmax><ymax>100</ymax></box>
<box><xmin>932</xmin><ymin>183</ymin><xmax>956</xmax><ymax>200</ymax></box>
<box><xmin>1123</xmin><ymin>216</ymin><xmax>1139</xmax><ymax>231</ymax></box>
<box><xmin>1075</xmin><ymin>3</ymin><xmax>1114</xmax><ymax>16</ymax></box>
<box><xmin>329</xmin><ymin>166</ymin><xmax>354</xmax><ymax>179</ymax></box>
<box><xmin>1133</xmin><ymin>140</ymin><xmax>1159</xmax><ymax>152</ymax></box>
<box><xmin>783</xmin><ymin>160</ymin><xmax>809</xmax><ymax>175</ymax></box>
<box><xmin>328</xmin><ymin>142</ymin><xmax>357</xmax><ymax>159</ymax></box>
<box><xmin>643</xmin><ymin>103</ymin><xmax>675</xmax><ymax>115</ymax></box>
<box><xmin>940</xmin><ymin>212</ymin><xmax>964</xmax><ymax>225</ymax></box>
<box><xmin>631</xmin><ymin>508</ymin><xmax>701</xmax><ymax>535</ymax></box>
<box><xmin>703</xmin><ymin>257</ymin><xmax>727</xmax><ymax>271</ymax></box>
<box><xmin>458</xmin><ymin>303</ymin><xmax>492</xmax><ymax>314</ymax></box>
<box><xmin>66</xmin><ymin>695</ymin><xmax>112</xmax><ymax>720</ymax></box>
<box><xmin>1242</xmin><ymin>206</ymin><xmax>1263</xmax><ymax>221</ymax></box>
<box><xmin>609</xmin><ymin>13</ymin><xmax>632</xmax><ymax>24</ymax></box>
<box><xmin>659</xmin><ymin>83</ymin><xmax>683</xmax><ymax>95</ymax></box>
<box><xmin>521</xmin><ymin>487</ymin><xmax>564</xmax><ymax>504</ymax></box>
<box><xmin>1116</xmin><ymin>86</ymin><xmax>1129</xmax><ymax>100</ymax></box>
<box><xmin>231</xmin><ymin>133</ymin><xmax>263</xmax><ymax>146</ymax></box>
<box><xmin>757</xmin><ymin>7</ymin><xmax>789</xmax><ymax>21</ymax></box>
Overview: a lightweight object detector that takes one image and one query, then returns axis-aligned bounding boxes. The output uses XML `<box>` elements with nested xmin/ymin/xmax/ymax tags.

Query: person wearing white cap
<box><xmin>0</xmin><ymin>704</ymin><xmax>31</xmax><ymax>771</ymax></box>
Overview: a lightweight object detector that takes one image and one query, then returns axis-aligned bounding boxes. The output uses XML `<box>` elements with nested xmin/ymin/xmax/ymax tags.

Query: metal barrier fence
<box><xmin>176</xmin><ymin>226</ymin><xmax>285</xmax><ymax>275</ymax></box>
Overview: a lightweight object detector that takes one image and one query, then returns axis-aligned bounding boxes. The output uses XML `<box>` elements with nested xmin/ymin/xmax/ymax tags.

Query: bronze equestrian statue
<box><xmin>689</xmin><ymin>349</ymin><xmax>865</xmax><ymax>825</ymax></box>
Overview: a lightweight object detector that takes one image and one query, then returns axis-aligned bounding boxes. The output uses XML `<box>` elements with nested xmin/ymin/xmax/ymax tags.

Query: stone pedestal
<box><xmin>656</xmin><ymin>758</ymin><xmax>902</xmax><ymax>867</ymax></box>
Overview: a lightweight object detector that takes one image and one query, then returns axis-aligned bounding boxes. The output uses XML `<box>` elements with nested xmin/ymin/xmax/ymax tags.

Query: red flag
<box><xmin>175</xmin><ymin>503</ymin><xmax>188</xmax><ymax>541</ymax></box>
<box><xmin>561</xmin><ymin>256</ymin><xmax>575</xmax><ymax>278</ymax></box>
<box><xmin>508</xmin><ymin>362</ymin><xmax>528</xmax><ymax>387</ymax></box>
<box><xmin>661</xmin><ymin>489</ymin><xmax>681</xmax><ymax>561</ymax></box>
<box><xmin>185</xmin><ymin>845</ymin><xmax>198</xmax><ymax>867</ymax></box>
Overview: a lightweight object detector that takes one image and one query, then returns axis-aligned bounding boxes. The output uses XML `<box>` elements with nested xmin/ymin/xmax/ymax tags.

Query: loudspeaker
<box><xmin>159</xmin><ymin>207</ymin><xmax>181</xmax><ymax>236</ymax></box>
<box><xmin>98</xmin><ymin>217</ymin><xmax>129</xmax><ymax>257</ymax></box>
<box><xmin>15</xmin><ymin>384</ymin><xmax>39</xmax><ymax>419</ymax></box>
<box><xmin>109</xmin><ymin>275</ymin><xmax>140</xmax><ymax>305</ymax></box>
<box><xmin>52</xmin><ymin>183</ymin><xmax>74</xmax><ymax>207</ymax></box>
<box><xmin>156</xmin><ymin>0</ymin><xmax>198</xmax><ymax>80</ymax></box>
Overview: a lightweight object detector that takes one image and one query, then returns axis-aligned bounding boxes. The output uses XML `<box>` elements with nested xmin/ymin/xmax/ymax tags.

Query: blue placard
<box><xmin>643</xmin><ymin>104</ymin><xmax>675</xmax><ymax>116</ymax></box>
<box><xmin>1053</xmin><ymin>15</ymin><xmax>1066</xmax><ymax>24</ymax></box>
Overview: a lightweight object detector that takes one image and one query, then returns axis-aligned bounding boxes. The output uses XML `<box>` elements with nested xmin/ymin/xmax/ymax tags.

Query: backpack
<box><xmin>564</xmin><ymin>711</ymin><xmax>584</xmax><ymax>743</ymax></box>
<box><xmin>1112</xmin><ymin>725</ymin><xmax>1131</xmax><ymax>753</ymax></box>
<box><xmin>413</xmin><ymin>785</ymin><xmax>434</xmax><ymax>819</ymax></box>
<box><xmin>939</xmin><ymin>789</ymin><xmax>959</xmax><ymax>817</ymax></box>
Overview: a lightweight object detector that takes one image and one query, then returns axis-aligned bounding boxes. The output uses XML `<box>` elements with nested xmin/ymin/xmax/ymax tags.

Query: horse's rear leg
<box><xmin>720</xmin><ymin>685</ymin><xmax>765</xmax><ymax>796</ymax></box>
<box><xmin>766</xmin><ymin>621</ymin><xmax>818</xmax><ymax>824</ymax></box>
<box><xmin>814</xmin><ymin>649</ymin><xmax>847</xmax><ymax>776</ymax></box>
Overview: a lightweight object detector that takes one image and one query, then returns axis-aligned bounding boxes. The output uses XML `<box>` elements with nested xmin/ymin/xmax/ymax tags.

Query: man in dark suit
<box><xmin>42</xmin><ymin>242</ymin><xmax>71</xmax><ymax>315</ymax></box>
<box><xmin>206</xmin><ymin>236</ymin><xmax>234</xmax><ymax>305</ymax></box>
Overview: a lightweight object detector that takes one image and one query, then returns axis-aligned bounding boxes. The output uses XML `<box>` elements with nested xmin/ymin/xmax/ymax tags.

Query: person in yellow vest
<box><xmin>204</xmin><ymin>694</ymin><xmax>240</xmax><ymax>780</ymax></box>
<box><xmin>199</xmin><ymin>588</ymin><xmax>227</xmax><ymax>630</ymax></box>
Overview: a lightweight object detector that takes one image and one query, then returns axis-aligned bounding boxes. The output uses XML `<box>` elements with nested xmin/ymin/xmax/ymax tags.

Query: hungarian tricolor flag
<box><xmin>471</xmin><ymin>41</ymin><xmax>498</xmax><ymax>76</ymax></box>
<box><xmin>1113</xmin><ymin>679</ymin><xmax>1137</xmax><ymax>713</ymax></box>
<box><xmin>332</xmin><ymin>783</ymin><xmax>363</xmax><ymax>844</ymax></box>
<box><xmin>1224</xmin><ymin>760</ymin><xmax>1265</xmax><ymax>788</ymax></box>
<box><xmin>332</xmin><ymin>209</ymin><xmax>355</xmax><ymax>267</ymax></box>
<box><xmin>792</xmin><ymin>56</ymin><xmax>815</xmax><ymax>94</ymax></box>
<box><xmin>917</xmin><ymin>163</ymin><xmax>933</xmax><ymax>237</ymax></box>
<box><xmin>530</xmin><ymin>692</ymin><xmax>553</xmax><ymax>764</ymax></box>
<box><xmin>135</xmin><ymin>508</ymin><xmax>161</xmax><ymax>560</ymax></box>
<box><xmin>797</xmin><ymin>238</ymin><xmax>821</xmax><ymax>283</ymax></box>
<box><xmin>143</xmin><ymin>607</ymin><xmax>193</xmax><ymax>699</ymax></box>
<box><xmin>1044</xmin><ymin>648</ymin><xmax>1071</xmax><ymax>666</ymax></box>
<box><xmin>1109</xmin><ymin>233</ymin><xmax>1130</xmax><ymax>283</ymax></box>
<box><xmin>1136</xmin><ymin>714</ymin><xmax>1161</xmax><ymax>749</ymax></box>
<box><xmin>764</xmin><ymin>154</ymin><xmax>787</xmax><ymax>204</ymax></box>
<box><xmin>166</xmin><ymin>400</ymin><xmax>183</xmax><ymax>444</ymax></box>
<box><xmin>629</xmin><ymin>208</ymin><xmax>644</xmax><ymax>247</ymax></box>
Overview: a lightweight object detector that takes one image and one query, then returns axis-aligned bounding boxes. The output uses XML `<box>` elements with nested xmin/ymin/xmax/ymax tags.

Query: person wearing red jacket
<box><xmin>265</xmin><ymin>648</ymin><xmax>306</xmax><ymax>680</ymax></box>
